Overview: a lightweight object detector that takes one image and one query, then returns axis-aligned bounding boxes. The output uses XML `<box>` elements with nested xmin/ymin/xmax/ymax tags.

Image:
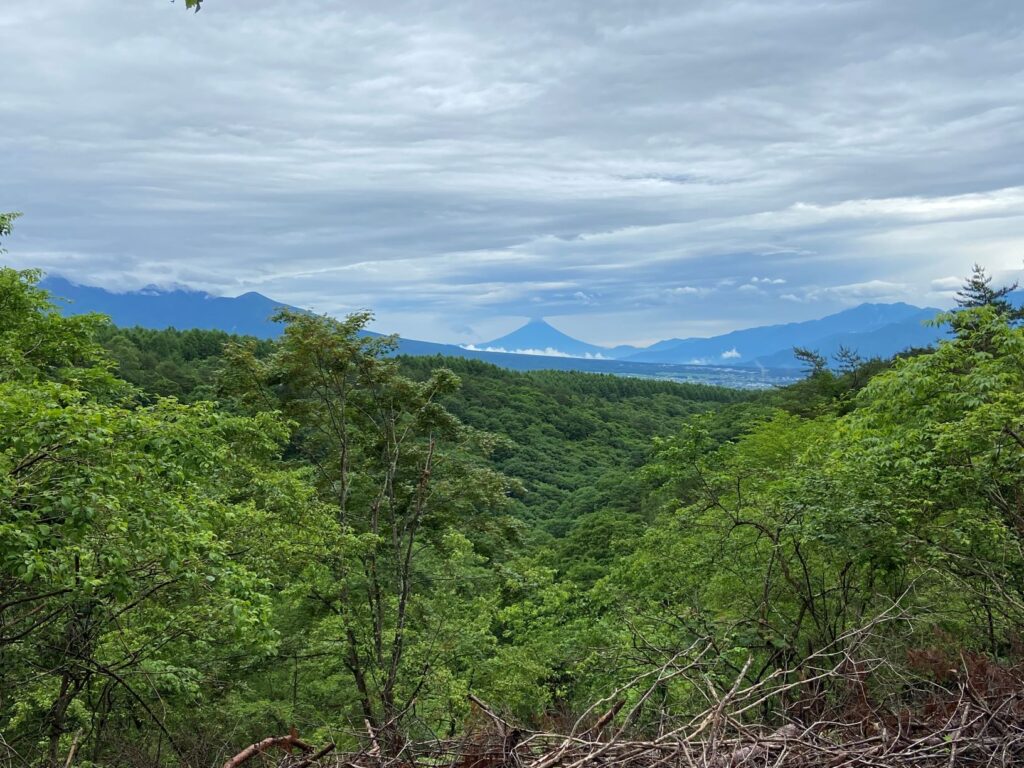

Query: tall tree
<box><xmin>792</xmin><ymin>346</ymin><xmax>827</xmax><ymax>376</ymax></box>
<box><xmin>220</xmin><ymin>310</ymin><xmax>510</xmax><ymax>750</ymax></box>
<box><xmin>955</xmin><ymin>263</ymin><xmax>1021</xmax><ymax>319</ymax></box>
<box><xmin>832</xmin><ymin>345</ymin><xmax>863</xmax><ymax>376</ymax></box>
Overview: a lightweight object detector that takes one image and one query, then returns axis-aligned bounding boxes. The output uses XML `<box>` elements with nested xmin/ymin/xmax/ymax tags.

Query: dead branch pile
<box><xmin>239</xmin><ymin>617</ymin><xmax>1024</xmax><ymax>768</ymax></box>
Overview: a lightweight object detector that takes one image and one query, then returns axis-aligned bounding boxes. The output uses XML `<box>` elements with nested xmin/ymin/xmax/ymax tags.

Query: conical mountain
<box><xmin>479</xmin><ymin>318</ymin><xmax>610</xmax><ymax>357</ymax></box>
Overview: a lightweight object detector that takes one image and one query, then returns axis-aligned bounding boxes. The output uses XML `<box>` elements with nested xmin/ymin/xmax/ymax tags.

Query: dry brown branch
<box><xmin>289</xmin><ymin>743</ymin><xmax>337</xmax><ymax>768</ymax></box>
<box><xmin>222</xmin><ymin>732</ymin><xmax>313</xmax><ymax>768</ymax></box>
<box><xmin>62</xmin><ymin>730</ymin><xmax>81</xmax><ymax>768</ymax></box>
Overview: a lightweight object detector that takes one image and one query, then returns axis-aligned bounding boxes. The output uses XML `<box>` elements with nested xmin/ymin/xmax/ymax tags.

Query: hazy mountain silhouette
<box><xmin>38</xmin><ymin>276</ymin><xmax>795</xmax><ymax>388</ymax></box>
<box><xmin>41</xmin><ymin>276</ymin><xmax>295</xmax><ymax>338</ymax></box>
<box><xmin>44</xmin><ymin>275</ymin><xmax>1006</xmax><ymax>373</ymax></box>
<box><xmin>626</xmin><ymin>303</ymin><xmax>942</xmax><ymax>366</ymax></box>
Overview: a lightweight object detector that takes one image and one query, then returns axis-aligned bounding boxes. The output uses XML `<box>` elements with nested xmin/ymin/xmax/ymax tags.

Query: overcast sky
<box><xmin>2</xmin><ymin>0</ymin><xmax>1023</xmax><ymax>345</ymax></box>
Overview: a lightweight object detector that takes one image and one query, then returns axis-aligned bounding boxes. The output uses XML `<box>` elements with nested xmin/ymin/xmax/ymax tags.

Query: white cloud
<box><xmin>721</xmin><ymin>348</ymin><xmax>741</xmax><ymax>359</ymax></box>
<box><xmin>828</xmin><ymin>280</ymin><xmax>909</xmax><ymax>299</ymax></box>
<box><xmin>798</xmin><ymin>280</ymin><xmax>911</xmax><ymax>303</ymax></box>
<box><xmin>775</xmin><ymin>280</ymin><xmax>915</xmax><ymax>307</ymax></box>
<box><xmin>930</xmin><ymin>275</ymin><xmax>963</xmax><ymax>292</ymax></box>
<box><xmin>788</xmin><ymin>188</ymin><xmax>1024</xmax><ymax>224</ymax></box>
<box><xmin>460</xmin><ymin>345</ymin><xmax>607</xmax><ymax>359</ymax></box>
<box><xmin>2</xmin><ymin>0</ymin><xmax>1023</xmax><ymax>343</ymax></box>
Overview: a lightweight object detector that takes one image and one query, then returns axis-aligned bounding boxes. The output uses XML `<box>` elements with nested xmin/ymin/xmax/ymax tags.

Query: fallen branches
<box><xmin>238</xmin><ymin>612</ymin><xmax>1024</xmax><ymax>768</ymax></box>
<box><xmin>222</xmin><ymin>732</ymin><xmax>314</xmax><ymax>768</ymax></box>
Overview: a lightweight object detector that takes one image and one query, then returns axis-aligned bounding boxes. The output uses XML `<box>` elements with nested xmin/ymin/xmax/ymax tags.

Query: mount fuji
<box><xmin>474</xmin><ymin>319</ymin><xmax>637</xmax><ymax>358</ymax></box>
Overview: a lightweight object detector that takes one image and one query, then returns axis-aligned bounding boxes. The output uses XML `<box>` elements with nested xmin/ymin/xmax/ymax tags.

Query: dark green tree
<box><xmin>955</xmin><ymin>263</ymin><xmax>1021</xmax><ymax>320</ymax></box>
<box><xmin>793</xmin><ymin>346</ymin><xmax>827</xmax><ymax>376</ymax></box>
<box><xmin>833</xmin><ymin>345</ymin><xmax>863</xmax><ymax>375</ymax></box>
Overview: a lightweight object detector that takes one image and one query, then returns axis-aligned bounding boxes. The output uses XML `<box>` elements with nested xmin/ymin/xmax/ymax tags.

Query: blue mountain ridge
<box><xmin>42</xmin><ymin>276</ymin><xmax>1021</xmax><ymax>375</ymax></box>
<box><xmin>41</xmin><ymin>277</ymin><xmax>292</xmax><ymax>338</ymax></box>
<box><xmin>753</xmin><ymin>312</ymin><xmax>945</xmax><ymax>368</ymax></box>
<box><xmin>736</xmin><ymin>294</ymin><xmax>1023</xmax><ymax>367</ymax></box>
<box><xmin>38</xmin><ymin>276</ymin><xmax>796</xmax><ymax>389</ymax></box>
<box><xmin>625</xmin><ymin>303</ymin><xmax>943</xmax><ymax>365</ymax></box>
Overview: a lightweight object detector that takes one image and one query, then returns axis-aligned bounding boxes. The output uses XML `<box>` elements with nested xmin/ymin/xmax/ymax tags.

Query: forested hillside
<box><xmin>5</xmin><ymin>264</ymin><xmax>1024</xmax><ymax>767</ymax></box>
<box><xmin>94</xmin><ymin>326</ymin><xmax>751</xmax><ymax>592</ymax></box>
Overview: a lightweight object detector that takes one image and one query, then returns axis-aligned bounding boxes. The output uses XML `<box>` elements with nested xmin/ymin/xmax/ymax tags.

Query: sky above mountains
<box><xmin>2</xmin><ymin>0</ymin><xmax>1024</xmax><ymax>346</ymax></box>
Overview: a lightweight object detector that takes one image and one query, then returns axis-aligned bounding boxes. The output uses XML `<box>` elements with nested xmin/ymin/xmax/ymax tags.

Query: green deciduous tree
<box><xmin>220</xmin><ymin>310</ymin><xmax>513</xmax><ymax>749</ymax></box>
<box><xmin>593</xmin><ymin>304</ymin><xmax>1024</xmax><ymax>726</ymax></box>
<box><xmin>0</xmin><ymin>269</ymin><xmax>297</xmax><ymax>766</ymax></box>
<box><xmin>837</xmin><ymin>306</ymin><xmax>1024</xmax><ymax>651</ymax></box>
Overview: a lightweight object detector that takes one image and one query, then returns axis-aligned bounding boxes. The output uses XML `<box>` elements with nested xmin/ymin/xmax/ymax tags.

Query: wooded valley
<box><xmin>3</xmin><ymin>264</ymin><xmax>1024</xmax><ymax>767</ymax></box>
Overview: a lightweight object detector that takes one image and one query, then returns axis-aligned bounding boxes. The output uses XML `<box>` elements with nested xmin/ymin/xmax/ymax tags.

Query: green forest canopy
<box><xmin>4</xmin><ymin>262</ymin><xmax>1024</xmax><ymax>767</ymax></box>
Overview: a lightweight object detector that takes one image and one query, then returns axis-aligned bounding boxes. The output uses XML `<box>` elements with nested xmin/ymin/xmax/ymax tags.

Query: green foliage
<box><xmin>101</xmin><ymin>328</ymin><xmax>746</xmax><ymax>546</ymax></box>
<box><xmin>96</xmin><ymin>324</ymin><xmax>274</xmax><ymax>402</ymax></box>
<box><xmin>955</xmin><ymin>263</ymin><xmax>1021</xmax><ymax>320</ymax></box>
<box><xmin>0</xmin><ymin>269</ymin><xmax>113</xmax><ymax>388</ymax></box>
<box><xmin>835</xmin><ymin>306</ymin><xmax>1024</xmax><ymax>646</ymax></box>
<box><xmin>9</xmin><ymin>250</ymin><xmax>1024</xmax><ymax>762</ymax></box>
<box><xmin>0</xmin><ymin>212</ymin><xmax>20</xmax><ymax>251</ymax></box>
<box><xmin>0</xmin><ymin>269</ymin><xmax>300</xmax><ymax>766</ymax></box>
<box><xmin>218</xmin><ymin>310</ymin><xmax>517</xmax><ymax>745</ymax></box>
<box><xmin>400</xmin><ymin>359</ymin><xmax>742</xmax><ymax>533</ymax></box>
<box><xmin>586</xmin><ymin>306</ymin><xmax>1024</xmax><ymax>727</ymax></box>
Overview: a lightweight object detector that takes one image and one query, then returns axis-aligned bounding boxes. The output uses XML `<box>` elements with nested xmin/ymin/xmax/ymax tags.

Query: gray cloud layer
<box><xmin>2</xmin><ymin>0</ymin><xmax>1023</xmax><ymax>344</ymax></box>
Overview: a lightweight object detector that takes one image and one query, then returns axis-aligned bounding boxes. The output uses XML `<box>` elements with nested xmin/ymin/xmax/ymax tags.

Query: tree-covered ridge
<box><xmin>96</xmin><ymin>325</ymin><xmax>275</xmax><ymax>402</ymax></box>
<box><xmin>96</xmin><ymin>329</ymin><xmax>749</xmax><ymax>537</ymax></box>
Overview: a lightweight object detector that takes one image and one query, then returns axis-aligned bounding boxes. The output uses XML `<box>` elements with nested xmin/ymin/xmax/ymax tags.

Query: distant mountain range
<box><xmin>622</xmin><ymin>303</ymin><xmax>945</xmax><ymax>367</ymax></box>
<box><xmin>41</xmin><ymin>277</ymin><xmax>294</xmax><ymax>338</ymax></box>
<box><xmin>41</xmin><ymin>275</ymin><xmax>1020</xmax><ymax>381</ymax></box>
<box><xmin>472</xmin><ymin>303</ymin><xmax>954</xmax><ymax>368</ymax></box>
<box><xmin>39</xmin><ymin>276</ymin><xmax>797</xmax><ymax>389</ymax></box>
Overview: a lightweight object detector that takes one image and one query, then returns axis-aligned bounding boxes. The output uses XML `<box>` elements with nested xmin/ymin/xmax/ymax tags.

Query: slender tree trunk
<box><xmin>47</xmin><ymin>672</ymin><xmax>74</xmax><ymax>768</ymax></box>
